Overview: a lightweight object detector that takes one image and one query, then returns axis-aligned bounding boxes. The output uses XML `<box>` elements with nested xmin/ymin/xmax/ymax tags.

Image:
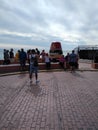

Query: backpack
<box><xmin>30</xmin><ymin>56</ymin><xmax>38</xmax><ymax>66</ymax></box>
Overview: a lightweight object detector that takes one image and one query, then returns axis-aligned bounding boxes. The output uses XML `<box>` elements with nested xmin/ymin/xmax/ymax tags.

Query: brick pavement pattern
<box><xmin>0</xmin><ymin>71</ymin><xmax>98</xmax><ymax>130</ymax></box>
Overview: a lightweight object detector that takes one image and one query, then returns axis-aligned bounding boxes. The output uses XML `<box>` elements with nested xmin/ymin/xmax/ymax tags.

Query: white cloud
<box><xmin>0</xmin><ymin>0</ymin><xmax>98</xmax><ymax>52</ymax></box>
<box><xmin>0</xmin><ymin>43</ymin><xmax>44</xmax><ymax>50</ymax></box>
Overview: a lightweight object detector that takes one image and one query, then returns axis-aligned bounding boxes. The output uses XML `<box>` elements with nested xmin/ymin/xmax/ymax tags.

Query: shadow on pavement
<box><xmin>71</xmin><ymin>71</ymin><xmax>85</xmax><ymax>78</ymax></box>
<box><xmin>27</xmin><ymin>83</ymin><xmax>42</xmax><ymax>97</ymax></box>
<box><xmin>18</xmin><ymin>73</ymin><xmax>27</xmax><ymax>78</ymax></box>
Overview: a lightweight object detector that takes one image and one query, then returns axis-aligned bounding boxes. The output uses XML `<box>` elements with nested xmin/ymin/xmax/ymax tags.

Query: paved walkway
<box><xmin>78</xmin><ymin>60</ymin><xmax>95</xmax><ymax>71</ymax></box>
<box><xmin>0</xmin><ymin>71</ymin><xmax>98</xmax><ymax>130</ymax></box>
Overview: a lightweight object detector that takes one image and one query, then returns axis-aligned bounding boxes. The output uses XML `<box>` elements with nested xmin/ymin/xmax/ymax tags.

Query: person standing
<box><xmin>3</xmin><ymin>49</ymin><xmax>10</xmax><ymax>64</ymax></box>
<box><xmin>59</xmin><ymin>55</ymin><xmax>65</xmax><ymax>69</ymax></box>
<box><xmin>44</xmin><ymin>53</ymin><xmax>51</xmax><ymax>70</ymax></box>
<box><xmin>29</xmin><ymin>49</ymin><xmax>39</xmax><ymax>84</ymax></box>
<box><xmin>19</xmin><ymin>48</ymin><xmax>27</xmax><ymax>71</ymax></box>
<box><xmin>65</xmin><ymin>53</ymin><xmax>70</xmax><ymax>69</ymax></box>
<box><xmin>15</xmin><ymin>50</ymin><xmax>20</xmax><ymax>62</ymax></box>
<box><xmin>69</xmin><ymin>50</ymin><xmax>78</xmax><ymax>72</ymax></box>
<box><xmin>35</xmin><ymin>48</ymin><xmax>40</xmax><ymax>56</ymax></box>
<box><xmin>9</xmin><ymin>48</ymin><xmax>14</xmax><ymax>63</ymax></box>
<box><xmin>40</xmin><ymin>49</ymin><xmax>46</xmax><ymax>62</ymax></box>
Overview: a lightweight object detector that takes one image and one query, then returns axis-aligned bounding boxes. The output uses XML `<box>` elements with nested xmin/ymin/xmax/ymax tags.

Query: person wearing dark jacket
<box><xmin>19</xmin><ymin>48</ymin><xmax>27</xmax><ymax>71</ymax></box>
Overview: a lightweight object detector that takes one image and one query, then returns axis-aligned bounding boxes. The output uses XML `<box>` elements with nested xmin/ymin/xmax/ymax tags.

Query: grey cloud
<box><xmin>0</xmin><ymin>0</ymin><xmax>98</xmax><ymax>51</ymax></box>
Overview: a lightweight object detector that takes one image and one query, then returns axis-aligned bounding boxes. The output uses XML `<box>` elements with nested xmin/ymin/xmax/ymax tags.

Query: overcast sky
<box><xmin>0</xmin><ymin>0</ymin><xmax>98</xmax><ymax>52</ymax></box>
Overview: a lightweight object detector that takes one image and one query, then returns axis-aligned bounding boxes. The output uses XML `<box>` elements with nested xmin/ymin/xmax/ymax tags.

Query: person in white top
<box><xmin>29</xmin><ymin>49</ymin><xmax>39</xmax><ymax>84</ymax></box>
<box><xmin>44</xmin><ymin>53</ymin><xmax>51</xmax><ymax>70</ymax></box>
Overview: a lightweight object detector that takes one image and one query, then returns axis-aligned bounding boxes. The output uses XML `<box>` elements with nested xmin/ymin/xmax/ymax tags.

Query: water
<box><xmin>0</xmin><ymin>49</ymin><xmax>3</xmax><ymax>60</ymax></box>
<box><xmin>0</xmin><ymin>48</ymin><xmax>18</xmax><ymax>60</ymax></box>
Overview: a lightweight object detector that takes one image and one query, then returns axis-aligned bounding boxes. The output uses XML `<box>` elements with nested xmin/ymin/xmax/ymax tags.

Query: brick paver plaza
<box><xmin>0</xmin><ymin>71</ymin><xmax>98</xmax><ymax>130</ymax></box>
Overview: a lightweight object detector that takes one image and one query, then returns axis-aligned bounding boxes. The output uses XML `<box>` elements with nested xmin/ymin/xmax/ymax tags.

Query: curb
<box><xmin>0</xmin><ymin>69</ymin><xmax>98</xmax><ymax>77</ymax></box>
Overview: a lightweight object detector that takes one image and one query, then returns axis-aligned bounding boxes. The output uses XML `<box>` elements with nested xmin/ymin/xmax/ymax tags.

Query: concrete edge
<box><xmin>0</xmin><ymin>69</ymin><xmax>98</xmax><ymax>77</ymax></box>
<box><xmin>0</xmin><ymin>69</ymin><xmax>64</xmax><ymax>77</ymax></box>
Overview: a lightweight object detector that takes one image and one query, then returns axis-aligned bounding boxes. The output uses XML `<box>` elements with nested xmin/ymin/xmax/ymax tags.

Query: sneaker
<box><xmin>36</xmin><ymin>80</ymin><xmax>39</xmax><ymax>84</ymax></box>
